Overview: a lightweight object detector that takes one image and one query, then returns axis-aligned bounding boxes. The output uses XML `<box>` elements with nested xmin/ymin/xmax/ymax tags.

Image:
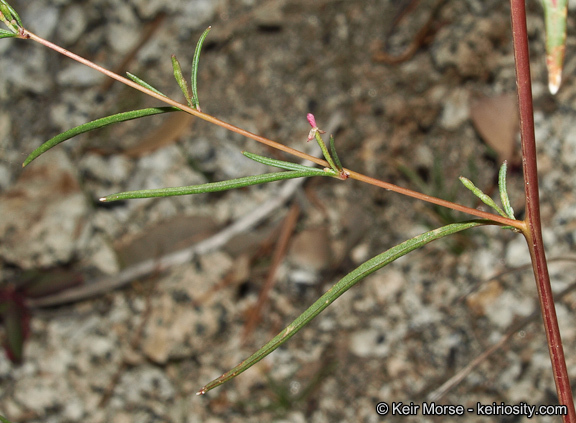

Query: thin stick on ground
<box><xmin>241</xmin><ymin>202</ymin><xmax>300</xmax><ymax>343</ymax></box>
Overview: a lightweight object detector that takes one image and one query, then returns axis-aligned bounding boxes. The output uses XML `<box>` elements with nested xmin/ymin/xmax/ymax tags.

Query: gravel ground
<box><xmin>1</xmin><ymin>0</ymin><xmax>576</xmax><ymax>422</ymax></box>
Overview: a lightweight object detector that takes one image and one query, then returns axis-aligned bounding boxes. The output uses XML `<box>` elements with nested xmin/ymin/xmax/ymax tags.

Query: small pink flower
<box><xmin>307</xmin><ymin>113</ymin><xmax>317</xmax><ymax>128</ymax></box>
<box><xmin>306</xmin><ymin>113</ymin><xmax>325</xmax><ymax>142</ymax></box>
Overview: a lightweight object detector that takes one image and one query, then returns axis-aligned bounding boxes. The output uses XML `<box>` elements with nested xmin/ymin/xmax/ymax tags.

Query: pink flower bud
<box><xmin>306</xmin><ymin>113</ymin><xmax>317</xmax><ymax>128</ymax></box>
<box><xmin>306</xmin><ymin>113</ymin><xmax>325</xmax><ymax>141</ymax></box>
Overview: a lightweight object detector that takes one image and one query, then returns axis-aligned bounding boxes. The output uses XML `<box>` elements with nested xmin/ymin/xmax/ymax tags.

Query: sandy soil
<box><xmin>1</xmin><ymin>0</ymin><xmax>575</xmax><ymax>422</ymax></box>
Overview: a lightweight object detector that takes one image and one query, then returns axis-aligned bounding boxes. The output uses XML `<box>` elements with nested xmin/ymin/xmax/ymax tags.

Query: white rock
<box><xmin>505</xmin><ymin>235</ymin><xmax>532</xmax><ymax>267</ymax></box>
<box><xmin>23</xmin><ymin>3</ymin><xmax>60</xmax><ymax>39</ymax></box>
<box><xmin>0</xmin><ymin>149</ymin><xmax>89</xmax><ymax>267</ymax></box>
<box><xmin>485</xmin><ymin>290</ymin><xmax>533</xmax><ymax>328</ymax></box>
<box><xmin>439</xmin><ymin>88</ymin><xmax>470</xmax><ymax>130</ymax></box>
<box><xmin>0</xmin><ymin>49</ymin><xmax>52</xmax><ymax>95</ymax></box>
<box><xmin>57</xmin><ymin>63</ymin><xmax>104</xmax><ymax>87</ymax></box>
<box><xmin>349</xmin><ymin>328</ymin><xmax>389</xmax><ymax>358</ymax></box>
<box><xmin>57</xmin><ymin>5</ymin><xmax>88</xmax><ymax>45</ymax></box>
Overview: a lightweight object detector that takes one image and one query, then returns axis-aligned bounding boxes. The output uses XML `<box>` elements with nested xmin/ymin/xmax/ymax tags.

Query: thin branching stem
<box><xmin>21</xmin><ymin>30</ymin><xmax>322</xmax><ymax>162</ymax></box>
<box><xmin>346</xmin><ymin>170</ymin><xmax>521</xmax><ymax>228</ymax></box>
<box><xmin>20</xmin><ymin>29</ymin><xmax>523</xmax><ymax>230</ymax></box>
<box><xmin>510</xmin><ymin>1</ymin><xmax>575</xmax><ymax>421</ymax></box>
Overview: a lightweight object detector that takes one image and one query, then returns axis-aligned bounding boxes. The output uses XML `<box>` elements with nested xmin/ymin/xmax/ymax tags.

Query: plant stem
<box><xmin>19</xmin><ymin>29</ymin><xmax>522</xmax><ymax>229</ymax></box>
<box><xmin>346</xmin><ymin>170</ymin><xmax>520</xmax><ymax>227</ymax></box>
<box><xmin>510</xmin><ymin>1</ymin><xmax>575</xmax><ymax>421</ymax></box>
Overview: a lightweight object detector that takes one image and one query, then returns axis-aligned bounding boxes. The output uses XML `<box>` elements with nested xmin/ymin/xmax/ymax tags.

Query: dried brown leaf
<box><xmin>114</xmin><ymin>215</ymin><xmax>218</xmax><ymax>267</ymax></box>
<box><xmin>470</xmin><ymin>93</ymin><xmax>518</xmax><ymax>163</ymax></box>
<box><xmin>123</xmin><ymin>112</ymin><xmax>194</xmax><ymax>158</ymax></box>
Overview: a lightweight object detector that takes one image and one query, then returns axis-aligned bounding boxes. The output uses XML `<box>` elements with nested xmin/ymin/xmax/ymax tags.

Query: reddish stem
<box><xmin>510</xmin><ymin>1</ymin><xmax>575</xmax><ymax>421</ymax></box>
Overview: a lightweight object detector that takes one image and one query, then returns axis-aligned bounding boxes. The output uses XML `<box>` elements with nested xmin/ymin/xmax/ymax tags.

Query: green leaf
<box><xmin>0</xmin><ymin>415</ymin><xmax>15</xmax><ymax>423</ymax></box>
<box><xmin>100</xmin><ymin>169</ymin><xmax>334</xmax><ymax>202</ymax></box>
<box><xmin>23</xmin><ymin>107</ymin><xmax>180</xmax><ymax>166</ymax></box>
<box><xmin>197</xmin><ymin>220</ymin><xmax>490</xmax><ymax>395</ymax></box>
<box><xmin>2</xmin><ymin>299</ymin><xmax>28</xmax><ymax>364</ymax></box>
<box><xmin>171</xmin><ymin>55</ymin><xmax>193</xmax><ymax>107</ymax></box>
<box><xmin>126</xmin><ymin>72</ymin><xmax>166</xmax><ymax>97</ymax></box>
<box><xmin>540</xmin><ymin>0</ymin><xmax>568</xmax><ymax>94</ymax></box>
<box><xmin>459</xmin><ymin>176</ymin><xmax>507</xmax><ymax>218</ymax></box>
<box><xmin>498</xmin><ymin>161</ymin><xmax>515</xmax><ymax>220</ymax></box>
<box><xmin>0</xmin><ymin>28</ymin><xmax>17</xmax><ymax>38</ymax></box>
<box><xmin>191</xmin><ymin>26</ymin><xmax>211</xmax><ymax>111</ymax></box>
<box><xmin>313</xmin><ymin>130</ymin><xmax>338</xmax><ymax>173</ymax></box>
<box><xmin>1</xmin><ymin>1</ymin><xmax>22</xmax><ymax>27</ymax></box>
<box><xmin>329</xmin><ymin>134</ymin><xmax>344</xmax><ymax>172</ymax></box>
<box><xmin>0</xmin><ymin>0</ymin><xmax>22</xmax><ymax>29</ymax></box>
<box><xmin>242</xmin><ymin>151</ymin><xmax>329</xmax><ymax>173</ymax></box>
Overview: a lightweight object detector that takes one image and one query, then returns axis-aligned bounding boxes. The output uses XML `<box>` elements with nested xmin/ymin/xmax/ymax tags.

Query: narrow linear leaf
<box><xmin>1</xmin><ymin>0</ymin><xmax>22</xmax><ymax>28</ymax></box>
<box><xmin>2</xmin><ymin>299</ymin><xmax>29</xmax><ymax>364</ymax></box>
<box><xmin>314</xmin><ymin>131</ymin><xmax>338</xmax><ymax>172</ymax></box>
<box><xmin>197</xmin><ymin>220</ymin><xmax>490</xmax><ymax>395</ymax></box>
<box><xmin>0</xmin><ymin>414</ymin><xmax>14</xmax><ymax>423</ymax></box>
<box><xmin>101</xmin><ymin>169</ymin><xmax>333</xmax><ymax>202</ymax></box>
<box><xmin>541</xmin><ymin>0</ymin><xmax>568</xmax><ymax>94</ymax></box>
<box><xmin>329</xmin><ymin>135</ymin><xmax>343</xmax><ymax>172</ymax></box>
<box><xmin>126</xmin><ymin>72</ymin><xmax>166</xmax><ymax>97</ymax></box>
<box><xmin>498</xmin><ymin>161</ymin><xmax>515</xmax><ymax>220</ymax></box>
<box><xmin>23</xmin><ymin>107</ymin><xmax>180</xmax><ymax>167</ymax></box>
<box><xmin>242</xmin><ymin>151</ymin><xmax>327</xmax><ymax>173</ymax></box>
<box><xmin>3</xmin><ymin>1</ymin><xmax>22</xmax><ymax>27</ymax></box>
<box><xmin>171</xmin><ymin>55</ymin><xmax>193</xmax><ymax>107</ymax></box>
<box><xmin>459</xmin><ymin>176</ymin><xmax>507</xmax><ymax>218</ymax></box>
<box><xmin>0</xmin><ymin>2</ymin><xmax>12</xmax><ymax>21</ymax></box>
<box><xmin>0</xmin><ymin>28</ymin><xmax>17</xmax><ymax>38</ymax></box>
<box><xmin>191</xmin><ymin>26</ymin><xmax>211</xmax><ymax>111</ymax></box>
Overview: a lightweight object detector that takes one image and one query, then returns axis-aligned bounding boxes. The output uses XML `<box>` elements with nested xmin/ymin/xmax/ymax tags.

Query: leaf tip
<box><xmin>548</xmin><ymin>72</ymin><xmax>561</xmax><ymax>95</ymax></box>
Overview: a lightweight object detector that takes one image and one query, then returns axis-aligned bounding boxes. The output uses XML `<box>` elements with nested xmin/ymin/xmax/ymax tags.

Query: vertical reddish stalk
<box><xmin>510</xmin><ymin>1</ymin><xmax>575</xmax><ymax>421</ymax></box>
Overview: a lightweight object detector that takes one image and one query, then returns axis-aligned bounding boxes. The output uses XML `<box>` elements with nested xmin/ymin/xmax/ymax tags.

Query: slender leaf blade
<box><xmin>541</xmin><ymin>0</ymin><xmax>568</xmax><ymax>94</ymax></box>
<box><xmin>2</xmin><ymin>298</ymin><xmax>29</xmax><ymax>364</ymax></box>
<box><xmin>171</xmin><ymin>55</ymin><xmax>193</xmax><ymax>107</ymax></box>
<box><xmin>313</xmin><ymin>130</ymin><xmax>338</xmax><ymax>173</ymax></box>
<box><xmin>197</xmin><ymin>220</ymin><xmax>490</xmax><ymax>395</ymax></box>
<box><xmin>498</xmin><ymin>161</ymin><xmax>515</xmax><ymax>220</ymax></box>
<box><xmin>0</xmin><ymin>0</ymin><xmax>22</xmax><ymax>28</ymax></box>
<box><xmin>126</xmin><ymin>72</ymin><xmax>166</xmax><ymax>97</ymax></box>
<box><xmin>459</xmin><ymin>176</ymin><xmax>507</xmax><ymax>218</ymax></box>
<box><xmin>329</xmin><ymin>134</ymin><xmax>343</xmax><ymax>171</ymax></box>
<box><xmin>100</xmin><ymin>169</ymin><xmax>333</xmax><ymax>202</ymax></box>
<box><xmin>242</xmin><ymin>151</ymin><xmax>327</xmax><ymax>173</ymax></box>
<box><xmin>23</xmin><ymin>107</ymin><xmax>180</xmax><ymax>166</ymax></box>
<box><xmin>0</xmin><ymin>28</ymin><xmax>17</xmax><ymax>38</ymax></box>
<box><xmin>191</xmin><ymin>26</ymin><xmax>211</xmax><ymax>110</ymax></box>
